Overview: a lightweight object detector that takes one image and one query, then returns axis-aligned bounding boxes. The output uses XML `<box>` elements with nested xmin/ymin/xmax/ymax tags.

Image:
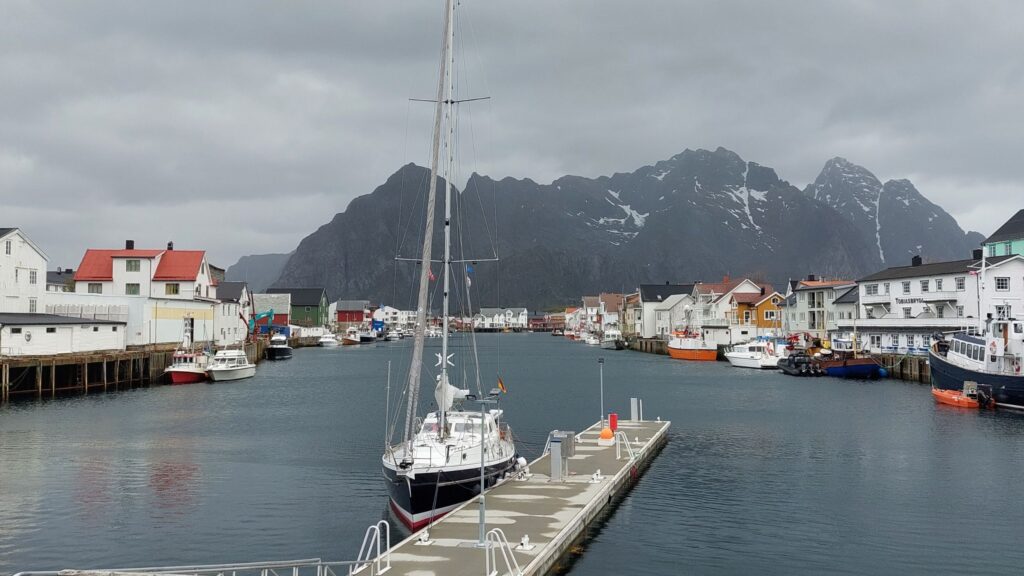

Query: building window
<box><xmin>4</xmin><ymin>240</ymin><xmax>10</xmax><ymax>255</ymax></box>
<box><xmin>890</xmin><ymin>333</ymin><xmax>899</xmax><ymax>347</ymax></box>
<box><xmin>936</xmin><ymin>306</ymin><xmax>944</xmax><ymax>318</ymax></box>
<box><xmin>936</xmin><ymin>278</ymin><xmax>943</xmax><ymax>291</ymax></box>
<box><xmin>996</xmin><ymin>305</ymin><xmax>1011</xmax><ymax>320</ymax></box>
<box><xmin>956</xmin><ymin>305</ymin><xmax>964</xmax><ymax>317</ymax></box>
<box><xmin>1004</xmin><ymin>242</ymin><xmax>1012</xmax><ymax>256</ymax></box>
<box><xmin>902</xmin><ymin>281</ymin><xmax>911</xmax><ymax>295</ymax></box>
<box><xmin>305</xmin><ymin>306</ymin><xmax>311</xmax><ymax>312</ymax></box>
<box><xmin>870</xmin><ymin>335</ymin><xmax>881</xmax><ymax>348</ymax></box>
<box><xmin>11</xmin><ymin>328</ymin><xmax>21</xmax><ymax>334</ymax></box>
<box><xmin>46</xmin><ymin>327</ymin><xmax>56</xmax><ymax>334</ymax></box>
<box><xmin>126</xmin><ymin>259</ymin><xmax>141</xmax><ymax>272</ymax></box>
<box><xmin>29</xmin><ymin>270</ymin><xmax>37</xmax><ymax>285</ymax></box>
<box><xmin>884</xmin><ymin>283</ymin><xmax>890</xmax><ymax>294</ymax></box>
<box><xmin>996</xmin><ymin>277</ymin><xmax>1010</xmax><ymax>291</ymax></box>
<box><xmin>88</xmin><ymin>283</ymin><xmax>102</xmax><ymax>294</ymax></box>
<box><xmin>920</xmin><ymin>280</ymin><xmax>929</xmax><ymax>292</ymax></box>
<box><xmin>125</xmin><ymin>283</ymin><xmax>140</xmax><ymax>295</ymax></box>
<box><xmin>112</xmin><ymin>326</ymin><xmax>118</xmax><ymax>332</ymax></box>
<box><xmin>988</xmin><ymin>244</ymin><xmax>997</xmax><ymax>257</ymax></box>
<box><xmin>165</xmin><ymin>283</ymin><xmax>180</xmax><ymax>295</ymax></box>
<box><xmin>955</xmin><ymin>277</ymin><xmax>966</xmax><ymax>291</ymax></box>
<box><xmin>903</xmin><ymin>307</ymin><xmax>912</xmax><ymax>319</ymax></box>
<box><xmin>865</xmin><ymin>284</ymin><xmax>879</xmax><ymax>296</ymax></box>
<box><xmin>92</xmin><ymin>326</ymin><xmax>99</xmax><ymax>332</ymax></box>
<box><xmin>764</xmin><ymin>310</ymin><xmax>777</xmax><ymax>321</ymax></box>
<box><xmin>29</xmin><ymin>298</ymin><xmax>36</xmax><ymax>313</ymax></box>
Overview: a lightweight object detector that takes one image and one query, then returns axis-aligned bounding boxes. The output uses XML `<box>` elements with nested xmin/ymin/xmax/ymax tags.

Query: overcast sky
<box><xmin>2</xmin><ymin>1</ymin><xmax>1020</xmax><ymax>268</ymax></box>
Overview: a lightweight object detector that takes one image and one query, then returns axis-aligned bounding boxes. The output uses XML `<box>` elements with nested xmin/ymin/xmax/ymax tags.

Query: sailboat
<box><xmin>381</xmin><ymin>0</ymin><xmax>520</xmax><ymax>531</ymax></box>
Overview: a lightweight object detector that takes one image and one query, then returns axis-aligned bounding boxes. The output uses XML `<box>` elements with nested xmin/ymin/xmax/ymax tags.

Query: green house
<box><xmin>984</xmin><ymin>209</ymin><xmax>1024</xmax><ymax>257</ymax></box>
<box><xmin>266</xmin><ymin>287</ymin><xmax>330</xmax><ymax>327</ymax></box>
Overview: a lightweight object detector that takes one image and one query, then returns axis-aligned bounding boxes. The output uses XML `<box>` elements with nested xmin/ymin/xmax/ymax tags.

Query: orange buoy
<box><xmin>931</xmin><ymin>388</ymin><xmax>980</xmax><ymax>409</ymax></box>
<box><xmin>599</xmin><ymin>427</ymin><xmax>614</xmax><ymax>440</ymax></box>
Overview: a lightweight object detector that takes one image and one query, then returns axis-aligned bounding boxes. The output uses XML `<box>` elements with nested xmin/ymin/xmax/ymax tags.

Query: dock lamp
<box><xmin>467</xmin><ymin>388</ymin><xmax>501</xmax><ymax>547</ymax></box>
<box><xmin>598</xmin><ymin>357</ymin><xmax>605</xmax><ymax>428</ymax></box>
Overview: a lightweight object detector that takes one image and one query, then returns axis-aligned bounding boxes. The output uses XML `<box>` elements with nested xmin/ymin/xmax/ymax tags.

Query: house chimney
<box><xmin>167</xmin><ymin>241</ymin><xmax>174</xmax><ymax>251</ymax></box>
<box><xmin>66</xmin><ymin>268</ymin><xmax>73</xmax><ymax>274</ymax></box>
<box><xmin>722</xmin><ymin>275</ymin><xmax>730</xmax><ymax>283</ymax></box>
<box><xmin>807</xmin><ymin>274</ymin><xmax>816</xmax><ymax>282</ymax></box>
<box><xmin>57</xmin><ymin>266</ymin><xmax>62</xmax><ymax>273</ymax></box>
<box><xmin>761</xmin><ymin>287</ymin><xmax>766</xmax><ymax>295</ymax></box>
<box><xmin>973</xmin><ymin>248</ymin><xmax>983</xmax><ymax>260</ymax></box>
<box><xmin>665</xmin><ymin>280</ymin><xmax>669</xmax><ymax>285</ymax></box>
<box><xmin>911</xmin><ymin>255</ymin><xmax>922</xmax><ymax>267</ymax></box>
<box><xmin>125</xmin><ymin>239</ymin><xmax>135</xmax><ymax>250</ymax></box>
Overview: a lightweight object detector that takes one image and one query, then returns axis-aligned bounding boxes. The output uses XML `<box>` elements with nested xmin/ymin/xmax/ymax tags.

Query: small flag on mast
<box><xmin>497</xmin><ymin>375</ymin><xmax>507</xmax><ymax>393</ymax></box>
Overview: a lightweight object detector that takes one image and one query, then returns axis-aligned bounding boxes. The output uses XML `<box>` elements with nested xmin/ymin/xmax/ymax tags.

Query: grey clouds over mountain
<box><xmin>1</xmin><ymin>1</ymin><xmax>1020</xmax><ymax>268</ymax></box>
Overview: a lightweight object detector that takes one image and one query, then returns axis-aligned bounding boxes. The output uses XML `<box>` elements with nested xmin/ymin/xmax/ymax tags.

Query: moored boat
<box><xmin>930</xmin><ymin>320</ymin><xmax>1024</xmax><ymax>410</ymax></box>
<box><xmin>817</xmin><ymin>351</ymin><xmax>885</xmax><ymax>379</ymax></box>
<box><xmin>600</xmin><ymin>328</ymin><xmax>623</xmax><ymax>350</ymax></box>
<box><xmin>725</xmin><ymin>341</ymin><xmax>777</xmax><ymax>369</ymax></box>
<box><xmin>265</xmin><ymin>333</ymin><xmax>293</xmax><ymax>360</ymax></box>
<box><xmin>777</xmin><ymin>351</ymin><xmax>823</xmax><ymax>376</ymax></box>
<box><xmin>318</xmin><ymin>333</ymin><xmax>340</xmax><ymax>347</ymax></box>
<box><xmin>164</xmin><ymin>318</ymin><xmax>210</xmax><ymax>384</ymax></box>
<box><xmin>207</xmin><ymin>349</ymin><xmax>256</xmax><ymax>381</ymax></box>
<box><xmin>165</xmin><ymin>350</ymin><xmax>210</xmax><ymax>384</ymax></box>
<box><xmin>342</xmin><ymin>326</ymin><xmax>375</xmax><ymax>345</ymax></box>
<box><xmin>667</xmin><ymin>330</ymin><xmax>717</xmax><ymax>361</ymax></box>
<box><xmin>551</xmin><ymin>329</ymin><xmax>564</xmax><ymax>337</ymax></box>
<box><xmin>931</xmin><ymin>387</ymin><xmax>981</xmax><ymax>409</ymax></box>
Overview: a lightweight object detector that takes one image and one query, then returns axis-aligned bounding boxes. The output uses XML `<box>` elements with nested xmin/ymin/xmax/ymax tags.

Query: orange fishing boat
<box><xmin>931</xmin><ymin>387</ymin><xmax>980</xmax><ymax>409</ymax></box>
<box><xmin>667</xmin><ymin>330</ymin><xmax>718</xmax><ymax>361</ymax></box>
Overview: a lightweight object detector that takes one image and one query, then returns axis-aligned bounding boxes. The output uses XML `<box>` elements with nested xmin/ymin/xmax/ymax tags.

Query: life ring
<box><xmin>989</xmin><ymin>341</ymin><xmax>997</xmax><ymax>355</ymax></box>
<box><xmin>766</xmin><ymin>341</ymin><xmax>775</xmax><ymax>355</ymax></box>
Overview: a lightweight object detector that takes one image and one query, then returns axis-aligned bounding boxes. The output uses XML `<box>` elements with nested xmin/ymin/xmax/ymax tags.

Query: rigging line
<box><xmin>462</xmin><ymin>0</ymin><xmax>498</xmax><ymax>260</ymax></box>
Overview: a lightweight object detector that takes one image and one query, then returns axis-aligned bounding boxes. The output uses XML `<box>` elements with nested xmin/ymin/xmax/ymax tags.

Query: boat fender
<box><xmin>1015</xmin><ymin>358</ymin><xmax>1021</xmax><ymax>374</ymax></box>
<box><xmin>989</xmin><ymin>341</ymin><xmax>996</xmax><ymax>355</ymax></box>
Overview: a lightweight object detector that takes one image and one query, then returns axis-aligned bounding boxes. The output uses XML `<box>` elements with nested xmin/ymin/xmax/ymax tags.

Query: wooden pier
<box><xmin>380</xmin><ymin>417</ymin><xmax>671</xmax><ymax>575</ymax></box>
<box><xmin>1</xmin><ymin>340</ymin><xmax>268</xmax><ymax>403</ymax></box>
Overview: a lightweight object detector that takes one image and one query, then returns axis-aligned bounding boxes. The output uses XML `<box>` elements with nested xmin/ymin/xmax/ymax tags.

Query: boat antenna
<box><xmin>401</xmin><ymin>0</ymin><xmax>453</xmax><ymax>448</ymax></box>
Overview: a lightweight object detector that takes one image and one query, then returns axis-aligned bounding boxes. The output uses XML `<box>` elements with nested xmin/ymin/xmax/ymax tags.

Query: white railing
<box><xmin>350</xmin><ymin>520</ymin><xmax>391</xmax><ymax>575</ymax></box>
<box><xmin>615</xmin><ymin>431</ymin><xmax>636</xmax><ymax>461</ymax></box>
<box><xmin>484</xmin><ymin>528</ymin><xmax>523</xmax><ymax>576</ymax></box>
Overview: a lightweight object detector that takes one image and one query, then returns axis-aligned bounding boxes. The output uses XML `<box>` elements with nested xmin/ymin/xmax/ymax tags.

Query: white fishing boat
<box><xmin>265</xmin><ymin>333</ymin><xmax>293</xmax><ymax>360</ymax></box>
<box><xmin>318</xmin><ymin>333</ymin><xmax>340</xmax><ymax>347</ymax></box>
<box><xmin>725</xmin><ymin>339</ymin><xmax>785</xmax><ymax>369</ymax></box>
<box><xmin>382</xmin><ymin>0</ymin><xmax>521</xmax><ymax>531</ymax></box>
<box><xmin>600</xmin><ymin>327</ymin><xmax>622</xmax><ymax>350</ymax></box>
<box><xmin>584</xmin><ymin>334</ymin><xmax>600</xmax><ymax>346</ymax></box>
<box><xmin>207</xmin><ymin>349</ymin><xmax>256</xmax><ymax>381</ymax></box>
<box><xmin>164</xmin><ymin>318</ymin><xmax>210</xmax><ymax>384</ymax></box>
<box><xmin>342</xmin><ymin>326</ymin><xmax>375</xmax><ymax>345</ymax></box>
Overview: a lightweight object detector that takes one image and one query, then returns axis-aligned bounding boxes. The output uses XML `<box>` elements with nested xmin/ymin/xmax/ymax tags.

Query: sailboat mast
<box><xmin>439</xmin><ymin>0</ymin><xmax>456</xmax><ymax>438</ymax></box>
<box><xmin>401</xmin><ymin>0</ymin><xmax>454</xmax><ymax>447</ymax></box>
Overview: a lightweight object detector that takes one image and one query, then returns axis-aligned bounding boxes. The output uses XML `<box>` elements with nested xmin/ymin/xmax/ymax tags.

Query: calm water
<box><xmin>2</xmin><ymin>335</ymin><xmax>1023</xmax><ymax>575</ymax></box>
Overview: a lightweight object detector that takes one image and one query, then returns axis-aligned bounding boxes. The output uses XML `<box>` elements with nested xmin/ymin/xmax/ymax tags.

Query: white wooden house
<box><xmin>0</xmin><ymin>228</ymin><xmax>47</xmax><ymax>314</ymax></box>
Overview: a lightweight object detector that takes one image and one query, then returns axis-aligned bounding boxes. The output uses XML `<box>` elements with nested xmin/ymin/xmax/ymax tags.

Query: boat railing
<box><xmin>615</xmin><ymin>431</ymin><xmax>636</xmax><ymax>462</ymax></box>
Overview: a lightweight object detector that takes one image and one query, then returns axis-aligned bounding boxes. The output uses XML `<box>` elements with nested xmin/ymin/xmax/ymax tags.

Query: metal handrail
<box><xmin>484</xmin><ymin>528</ymin><xmax>522</xmax><ymax>576</ymax></box>
<box><xmin>350</xmin><ymin>520</ymin><xmax>391</xmax><ymax>575</ymax></box>
<box><xmin>615</xmin><ymin>431</ymin><xmax>636</xmax><ymax>462</ymax></box>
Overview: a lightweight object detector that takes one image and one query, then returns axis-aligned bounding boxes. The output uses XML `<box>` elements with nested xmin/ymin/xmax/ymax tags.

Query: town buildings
<box><xmin>983</xmin><ymin>208</ymin><xmax>1024</xmax><ymax>257</ymax></box>
<box><xmin>0</xmin><ymin>228</ymin><xmax>47</xmax><ymax>314</ymax></box>
<box><xmin>336</xmin><ymin>300</ymin><xmax>371</xmax><ymax>328</ymax></box>
<box><xmin>0</xmin><ymin>313</ymin><xmax>127</xmax><ymax>356</ymax></box>
<box><xmin>634</xmin><ymin>283</ymin><xmax>695</xmax><ymax>339</ymax></box>
<box><xmin>266</xmin><ymin>288</ymin><xmax>330</xmax><ymax>327</ymax></box>
<box><xmin>474</xmin><ymin>308</ymin><xmax>529</xmax><ymax>330</ymax></box>
<box><xmin>780</xmin><ymin>277</ymin><xmax>855</xmax><ymax>343</ymax></box>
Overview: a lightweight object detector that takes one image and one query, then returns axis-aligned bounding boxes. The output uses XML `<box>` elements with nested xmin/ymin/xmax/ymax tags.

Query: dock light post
<box><xmin>598</xmin><ymin>357</ymin><xmax>605</xmax><ymax>428</ymax></box>
<box><xmin>471</xmin><ymin>389</ymin><xmax>500</xmax><ymax>547</ymax></box>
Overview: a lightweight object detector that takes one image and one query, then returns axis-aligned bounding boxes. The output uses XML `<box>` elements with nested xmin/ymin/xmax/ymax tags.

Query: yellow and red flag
<box><xmin>497</xmin><ymin>375</ymin><xmax>507</xmax><ymax>393</ymax></box>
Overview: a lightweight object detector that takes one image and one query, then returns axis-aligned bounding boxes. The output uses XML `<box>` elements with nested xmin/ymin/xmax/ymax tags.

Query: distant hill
<box><xmin>225</xmin><ymin>252</ymin><xmax>292</xmax><ymax>293</ymax></box>
<box><xmin>267</xmin><ymin>147</ymin><xmax>984</xmax><ymax>309</ymax></box>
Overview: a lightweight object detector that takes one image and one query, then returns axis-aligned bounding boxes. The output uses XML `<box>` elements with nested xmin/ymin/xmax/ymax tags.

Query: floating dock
<box><xmin>381</xmin><ymin>416</ymin><xmax>670</xmax><ymax>575</ymax></box>
<box><xmin>13</xmin><ymin>414</ymin><xmax>669</xmax><ymax>576</ymax></box>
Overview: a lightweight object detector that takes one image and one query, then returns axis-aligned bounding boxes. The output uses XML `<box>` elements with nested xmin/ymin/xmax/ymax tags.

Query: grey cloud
<box><xmin>1</xmin><ymin>0</ymin><xmax>1020</xmax><ymax>268</ymax></box>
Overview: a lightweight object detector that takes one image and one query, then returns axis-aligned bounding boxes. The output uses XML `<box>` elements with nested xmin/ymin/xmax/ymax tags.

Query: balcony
<box><xmin>835</xmin><ymin>317</ymin><xmax>974</xmax><ymax>330</ymax></box>
<box><xmin>860</xmin><ymin>292</ymin><xmax>891</xmax><ymax>304</ymax></box>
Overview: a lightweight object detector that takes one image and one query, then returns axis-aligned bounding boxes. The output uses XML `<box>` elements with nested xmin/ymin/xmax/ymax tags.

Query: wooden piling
<box><xmin>51</xmin><ymin>361</ymin><xmax>56</xmax><ymax>398</ymax></box>
<box><xmin>36</xmin><ymin>363</ymin><xmax>42</xmax><ymax>399</ymax></box>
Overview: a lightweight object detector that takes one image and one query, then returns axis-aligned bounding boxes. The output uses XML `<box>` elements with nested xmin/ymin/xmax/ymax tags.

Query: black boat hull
<box><xmin>930</xmin><ymin>349</ymin><xmax>1024</xmax><ymax>410</ymax></box>
<box><xmin>383</xmin><ymin>456</ymin><xmax>518</xmax><ymax>530</ymax></box>
<box><xmin>265</xmin><ymin>347</ymin><xmax>293</xmax><ymax>361</ymax></box>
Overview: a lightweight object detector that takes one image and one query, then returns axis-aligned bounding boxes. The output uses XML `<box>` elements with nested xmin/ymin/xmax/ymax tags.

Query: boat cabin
<box><xmin>211</xmin><ymin>349</ymin><xmax>250</xmax><ymax>368</ymax></box>
<box><xmin>946</xmin><ymin>319</ymin><xmax>1024</xmax><ymax>375</ymax></box>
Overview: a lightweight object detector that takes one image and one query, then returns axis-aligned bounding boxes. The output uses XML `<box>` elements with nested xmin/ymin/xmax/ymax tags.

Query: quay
<box><xmin>379</xmin><ymin>414</ymin><xmax>670</xmax><ymax>575</ymax></box>
<box><xmin>0</xmin><ymin>340</ymin><xmax>270</xmax><ymax>403</ymax></box>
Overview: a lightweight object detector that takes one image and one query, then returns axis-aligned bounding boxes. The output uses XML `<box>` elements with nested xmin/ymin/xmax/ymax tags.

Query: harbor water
<box><xmin>1</xmin><ymin>334</ymin><xmax>1023</xmax><ymax>575</ymax></box>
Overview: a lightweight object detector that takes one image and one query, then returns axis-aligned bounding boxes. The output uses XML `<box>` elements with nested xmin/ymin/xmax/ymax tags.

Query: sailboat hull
<box><xmin>383</xmin><ymin>456</ymin><xmax>518</xmax><ymax>531</ymax></box>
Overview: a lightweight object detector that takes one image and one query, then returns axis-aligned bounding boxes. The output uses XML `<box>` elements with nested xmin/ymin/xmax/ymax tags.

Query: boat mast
<box><xmin>401</xmin><ymin>0</ymin><xmax>453</xmax><ymax>448</ymax></box>
<box><xmin>439</xmin><ymin>0</ymin><xmax>456</xmax><ymax>439</ymax></box>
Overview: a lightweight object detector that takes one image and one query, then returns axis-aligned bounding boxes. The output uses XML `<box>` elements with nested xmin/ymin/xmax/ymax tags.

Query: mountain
<box><xmin>804</xmin><ymin>157</ymin><xmax>984</xmax><ymax>266</ymax></box>
<box><xmin>225</xmin><ymin>252</ymin><xmax>292</xmax><ymax>293</ymax></box>
<box><xmin>273</xmin><ymin>147</ymin><xmax>901</xmax><ymax>309</ymax></box>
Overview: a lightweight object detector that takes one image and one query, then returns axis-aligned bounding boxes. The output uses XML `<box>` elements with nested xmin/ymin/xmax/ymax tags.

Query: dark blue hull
<box><xmin>930</xmin><ymin>349</ymin><xmax>1024</xmax><ymax>410</ymax></box>
<box><xmin>820</xmin><ymin>358</ymin><xmax>884</xmax><ymax>379</ymax></box>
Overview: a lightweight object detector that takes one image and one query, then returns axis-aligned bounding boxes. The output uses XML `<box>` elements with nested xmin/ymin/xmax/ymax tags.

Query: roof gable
<box><xmin>217</xmin><ymin>281</ymin><xmax>248</xmax><ymax>302</ymax></box>
<box><xmin>0</xmin><ymin>228</ymin><xmax>50</xmax><ymax>262</ymax></box>
<box><xmin>267</xmin><ymin>287</ymin><xmax>327</xmax><ymax>306</ymax></box>
<box><xmin>639</xmin><ymin>283</ymin><xmax>695</xmax><ymax>303</ymax></box>
<box><xmin>73</xmin><ymin>248</ymin><xmax>206</xmax><ymax>282</ymax></box>
<box><xmin>985</xmin><ymin>209</ymin><xmax>1024</xmax><ymax>244</ymax></box>
<box><xmin>154</xmin><ymin>251</ymin><xmax>205</xmax><ymax>281</ymax></box>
